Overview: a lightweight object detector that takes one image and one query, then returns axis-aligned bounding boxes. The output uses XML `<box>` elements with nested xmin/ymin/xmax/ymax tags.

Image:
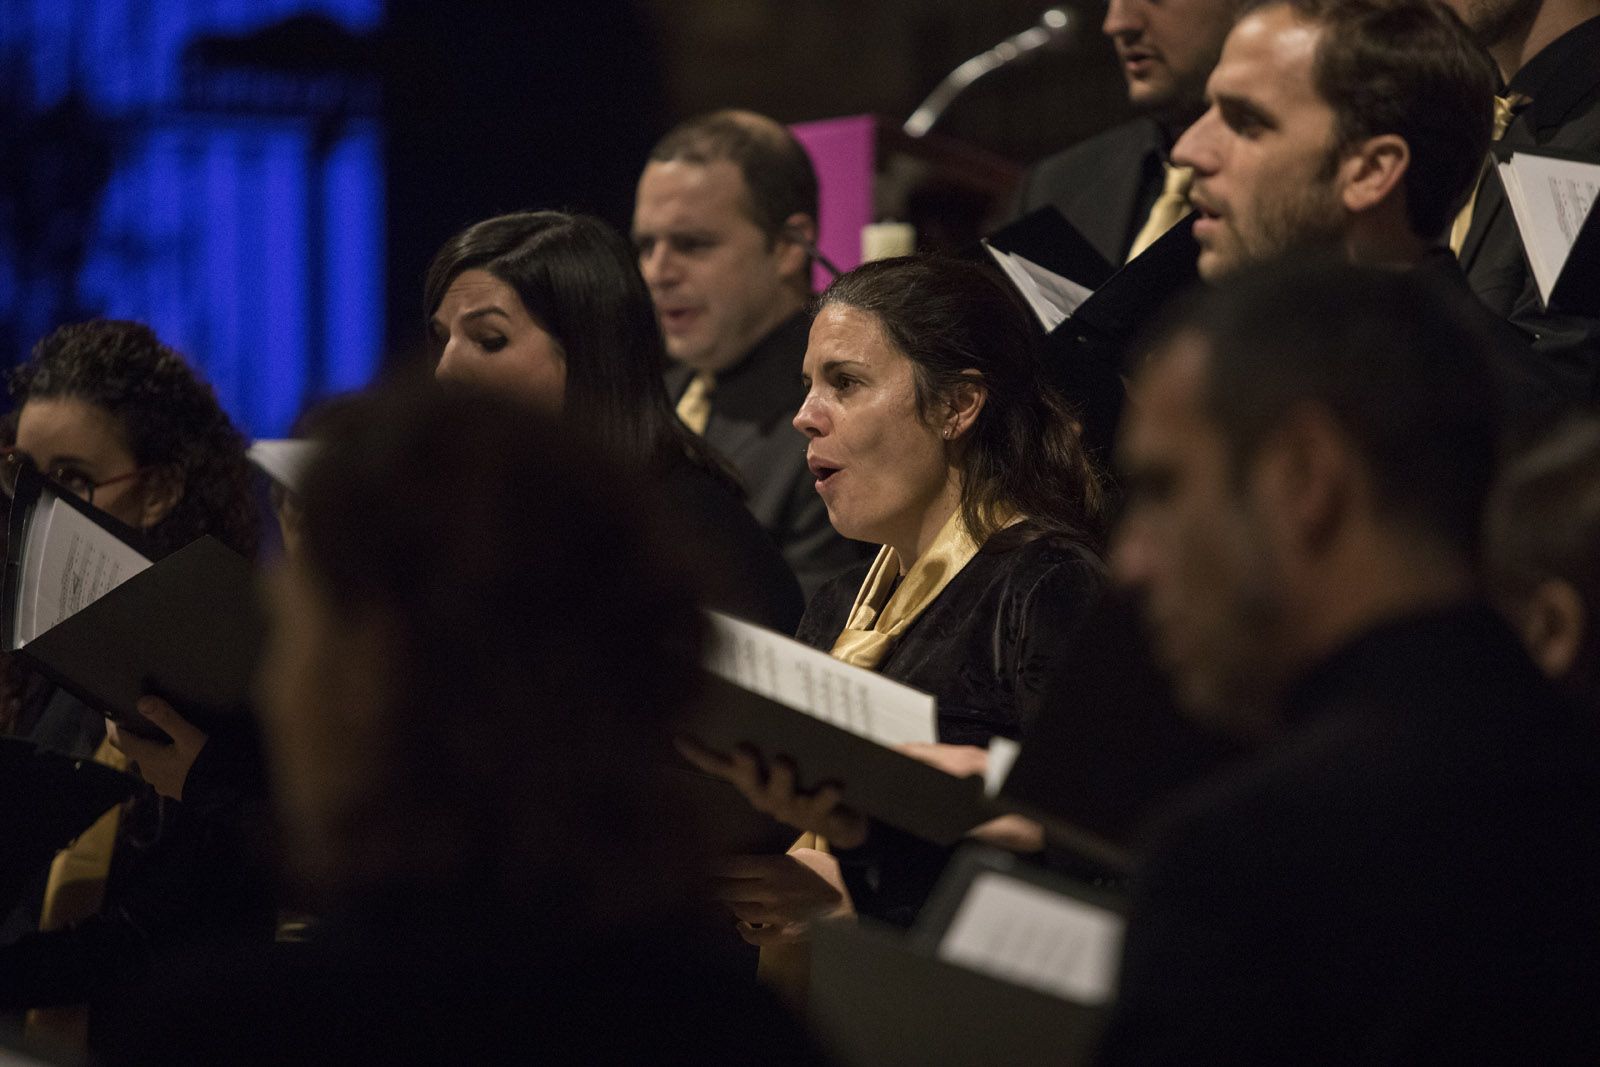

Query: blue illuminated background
<box><xmin>0</xmin><ymin>0</ymin><xmax>384</xmax><ymax>438</ymax></box>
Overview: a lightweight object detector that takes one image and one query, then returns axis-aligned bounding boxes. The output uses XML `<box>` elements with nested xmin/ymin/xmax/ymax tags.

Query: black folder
<box><xmin>985</xmin><ymin>207</ymin><xmax>1115</xmax><ymax>297</ymax></box>
<box><xmin>12</xmin><ymin>535</ymin><xmax>264</xmax><ymax>742</ymax></box>
<box><xmin>984</xmin><ymin>207</ymin><xmax>1199</xmax><ymax>457</ymax></box>
<box><xmin>1492</xmin><ymin>143</ymin><xmax>1600</xmax><ymax>316</ymax></box>
<box><xmin>683</xmin><ymin>673</ymin><xmax>991</xmax><ymax>847</ymax></box>
<box><xmin>3</xmin><ymin>464</ymin><xmax>155</xmax><ymax>647</ymax></box>
<box><xmin>810</xmin><ymin>848</ymin><xmax>1123</xmax><ymax>1067</ymax></box>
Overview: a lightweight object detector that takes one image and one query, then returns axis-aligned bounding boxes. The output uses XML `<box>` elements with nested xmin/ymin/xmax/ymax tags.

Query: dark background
<box><xmin>0</xmin><ymin>0</ymin><xmax>1131</xmax><ymax>436</ymax></box>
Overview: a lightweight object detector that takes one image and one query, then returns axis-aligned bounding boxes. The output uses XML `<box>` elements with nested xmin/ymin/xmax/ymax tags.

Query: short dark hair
<box><xmin>297</xmin><ymin>382</ymin><xmax>705</xmax><ymax>910</ymax></box>
<box><xmin>1244</xmin><ymin>0</ymin><xmax>1496</xmax><ymax>240</ymax></box>
<box><xmin>1484</xmin><ymin>416</ymin><xmax>1600</xmax><ymax>618</ymax></box>
<box><xmin>9</xmin><ymin>320</ymin><xmax>258</xmax><ymax>560</ymax></box>
<box><xmin>647</xmin><ymin>110</ymin><xmax>818</xmax><ymax>240</ymax></box>
<box><xmin>423</xmin><ymin>211</ymin><xmax>730</xmax><ymax>484</ymax></box>
<box><xmin>819</xmin><ymin>255</ymin><xmax>1104</xmax><ymax>547</ymax></box>
<box><xmin>1148</xmin><ymin>257</ymin><xmax>1502</xmax><ymax>557</ymax></box>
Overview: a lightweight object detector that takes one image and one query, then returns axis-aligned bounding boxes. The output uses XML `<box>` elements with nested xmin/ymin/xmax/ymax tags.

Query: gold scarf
<box><xmin>828</xmin><ymin>506</ymin><xmax>1002</xmax><ymax>669</ymax></box>
<box><xmin>760</xmin><ymin>506</ymin><xmax>1015</xmax><ymax>1004</ymax></box>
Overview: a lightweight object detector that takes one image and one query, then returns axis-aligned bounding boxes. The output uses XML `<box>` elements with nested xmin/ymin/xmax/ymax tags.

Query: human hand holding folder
<box><xmin>711</xmin><ymin>848</ymin><xmax>853</xmax><ymax>947</ymax></box>
<box><xmin>683</xmin><ymin>612</ymin><xmax>993</xmax><ymax>847</ymax></box>
<box><xmin>105</xmin><ymin>696</ymin><xmax>209</xmax><ymax>800</ymax></box>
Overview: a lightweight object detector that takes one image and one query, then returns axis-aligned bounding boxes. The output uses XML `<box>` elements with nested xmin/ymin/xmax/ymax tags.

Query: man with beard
<box><xmin>1448</xmin><ymin>0</ymin><xmax>1600</xmax><ymax>404</ymax></box>
<box><xmin>1098</xmin><ymin>260</ymin><xmax>1600</xmax><ymax>1065</ymax></box>
<box><xmin>1172</xmin><ymin>0</ymin><xmax>1566</xmax><ymax>427</ymax></box>
<box><xmin>1173</xmin><ymin>0</ymin><xmax>1491</xmax><ymax>280</ymax></box>
<box><xmin>1012</xmin><ymin>0</ymin><xmax>1240</xmax><ymax>263</ymax></box>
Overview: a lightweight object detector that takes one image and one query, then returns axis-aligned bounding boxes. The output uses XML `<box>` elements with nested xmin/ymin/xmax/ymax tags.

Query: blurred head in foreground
<box><xmin>259</xmin><ymin>383</ymin><xmax>705</xmax><ymax>918</ymax></box>
<box><xmin>1113</xmin><ymin>260</ymin><xmax>1500</xmax><ymax>733</ymax></box>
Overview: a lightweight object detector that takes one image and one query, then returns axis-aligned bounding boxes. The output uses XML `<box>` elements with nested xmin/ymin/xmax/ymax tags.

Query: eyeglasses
<box><xmin>0</xmin><ymin>446</ymin><xmax>148</xmax><ymax>506</ymax></box>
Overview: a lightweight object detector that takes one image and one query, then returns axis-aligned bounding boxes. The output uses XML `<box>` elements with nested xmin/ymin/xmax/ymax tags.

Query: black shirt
<box><xmin>1097</xmin><ymin>603</ymin><xmax>1600</xmax><ymax>1065</ymax></box>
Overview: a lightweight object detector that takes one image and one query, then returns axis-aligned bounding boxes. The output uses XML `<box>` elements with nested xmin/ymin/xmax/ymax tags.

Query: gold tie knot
<box><xmin>1492</xmin><ymin>93</ymin><xmax>1530</xmax><ymax>140</ymax></box>
<box><xmin>1164</xmin><ymin>163</ymin><xmax>1194</xmax><ymax>200</ymax></box>
<box><xmin>675</xmin><ymin>371</ymin><xmax>715</xmax><ymax>435</ymax></box>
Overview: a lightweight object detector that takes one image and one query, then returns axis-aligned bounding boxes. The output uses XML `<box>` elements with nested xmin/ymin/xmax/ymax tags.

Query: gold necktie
<box><xmin>675</xmin><ymin>372</ymin><xmax>715</xmax><ymax>435</ymax></box>
<box><xmin>1450</xmin><ymin>94</ymin><xmax>1529</xmax><ymax>254</ymax></box>
<box><xmin>1127</xmin><ymin>163</ymin><xmax>1194</xmax><ymax>262</ymax></box>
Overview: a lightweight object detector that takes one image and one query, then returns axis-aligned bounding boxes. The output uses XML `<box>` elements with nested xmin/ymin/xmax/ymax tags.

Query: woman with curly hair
<box><xmin>0</xmin><ymin>320</ymin><xmax>273</xmax><ymax>1057</ymax></box>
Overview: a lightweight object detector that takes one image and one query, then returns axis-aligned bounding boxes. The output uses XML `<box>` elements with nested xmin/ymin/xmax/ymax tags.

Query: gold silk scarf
<box><xmin>759</xmin><ymin>506</ymin><xmax>1017</xmax><ymax>1004</ymax></box>
<box><xmin>828</xmin><ymin>506</ymin><xmax>1003</xmax><ymax>670</ymax></box>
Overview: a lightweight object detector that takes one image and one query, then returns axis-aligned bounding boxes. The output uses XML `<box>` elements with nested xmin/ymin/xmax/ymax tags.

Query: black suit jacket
<box><xmin>1011</xmin><ymin>118</ymin><xmax>1168</xmax><ymax>265</ymax></box>
<box><xmin>1096</xmin><ymin>605</ymin><xmax>1600</xmax><ymax>1065</ymax></box>
<box><xmin>665</xmin><ymin>314</ymin><xmax>870</xmax><ymax>600</ymax></box>
<box><xmin>1459</xmin><ymin>16</ymin><xmax>1600</xmax><ymax>405</ymax></box>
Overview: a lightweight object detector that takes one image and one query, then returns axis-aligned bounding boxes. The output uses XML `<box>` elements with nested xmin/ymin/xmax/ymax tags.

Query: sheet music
<box><xmin>12</xmin><ymin>491</ymin><xmax>151</xmax><ymax>647</ymax></box>
<box><xmin>246</xmin><ymin>439</ymin><xmax>320</xmax><ymax>495</ymax></box>
<box><xmin>704</xmin><ymin>610</ymin><xmax>936</xmax><ymax>747</ymax></box>
<box><xmin>1497</xmin><ymin>153</ymin><xmax>1600</xmax><ymax>305</ymax></box>
<box><xmin>984</xmin><ymin>245</ymin><xmax>1095</xmax><ymax>333</ymax></box>
<box><xmin>938</xmin><ymin>871</ymin><xmax>1124</xmax><ymax>1005</ymax></box>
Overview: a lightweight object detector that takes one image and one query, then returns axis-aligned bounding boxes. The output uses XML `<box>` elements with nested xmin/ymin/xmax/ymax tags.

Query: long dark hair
<box><xmin>8</xmin><ymin>319</ymin><xmax>258</xmax><ymax>560</ymax></box>
<box><xmin>423</xmin><ymin>210</ymin><xmax>731</xmax><ymax>484</ymax></box>
<box><xmin>819</xmin><ymin>255</ymin><xmax>1104</xmax><ymax>546</ymax></box>
<box><xmin>296</xmin><ymin>383</ymin><xmax>705</xmax><ymax>915</ymax></box>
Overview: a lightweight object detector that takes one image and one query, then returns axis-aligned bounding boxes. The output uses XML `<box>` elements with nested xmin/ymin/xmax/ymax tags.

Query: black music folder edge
<box><xmin>684</xmin><ymin>673</ymin><xmax>992</xmax><ymax>848</ymax></box>
<box><xmin>4</xmin><ymin>465</ymin><xmax>265</xmax><ymax>741</ymax></box>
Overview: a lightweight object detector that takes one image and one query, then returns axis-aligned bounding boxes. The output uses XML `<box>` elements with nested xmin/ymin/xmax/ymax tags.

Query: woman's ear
<box><xmin>943</xmin><ymin>371</ymin><xmax>988</xmax><ymax>441</ymax></box>
<box><xmin>137</xmin><ymin>465</ymin><xmax>185</xmax><ymax>530</ymax></box>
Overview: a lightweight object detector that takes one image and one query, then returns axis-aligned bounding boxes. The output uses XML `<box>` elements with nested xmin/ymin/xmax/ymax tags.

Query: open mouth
<box><xmin>807</xmin><ymin>457</ymin><xmax>843</xmax><ymax>486</ymax></box>
<box><xmin>659</xmin><ymin>308</ymin><xmax>699</xmax><ymax>332</ymax></box>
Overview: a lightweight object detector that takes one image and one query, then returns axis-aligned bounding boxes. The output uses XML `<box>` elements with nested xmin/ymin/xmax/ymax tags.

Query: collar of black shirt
<box><xmin>1278</xmin><ymin>601</ymin><xmax>1553</xmax><ymax>730</ymax></box>
<box><xmin>1507</xmin><ymin>14</ymin><xmax>1600</xmax><ymax>132</ymax></box>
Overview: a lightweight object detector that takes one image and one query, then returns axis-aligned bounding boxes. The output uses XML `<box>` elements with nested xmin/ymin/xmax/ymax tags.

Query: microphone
<box><xmin>903</xmin><ymin>7</ymin><xmax>1077</xmax><ymax>139</ymax></box>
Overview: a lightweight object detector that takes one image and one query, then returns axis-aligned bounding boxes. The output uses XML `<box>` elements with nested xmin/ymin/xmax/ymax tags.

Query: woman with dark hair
<box><xmin>0</xmin><ymin>320</ymin><xmax>274</xmax><ymax>1053</ymax></box>
<box><xmin>115</xmin><ymin>384</ymin><xmax>825</xmax><ymax>1065</ymax></box>
<box><xmin>685</xmin><ymin>255</ymin><xmax>1108</xmax><ymax>961</ymax></box>
<box><xmin>424</xmin><ymin>210</ymin><xmax>804</xmax><ymax>633</ymax></box>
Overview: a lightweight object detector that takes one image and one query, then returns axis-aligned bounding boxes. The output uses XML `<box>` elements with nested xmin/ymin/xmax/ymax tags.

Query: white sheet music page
<box><xmin>938</xmin><ymin>871</ymin><xmax>1124</xmax><ymax>1005</ymax></box>
<box><xmin>246</xmin><ymin>440</ymin><xmax>320</xmax><ymax>495</ymax></box>
<box><xmin>1497</xmin><ymin>152</ymin><xmax>1600</xmax><ymax>306</ymax></box>
<box><xmin>703</xmin><ymin>611</ymin><xmax>936</xmax><ymax>747</ymax></box>
<box><xmin>983</xmin><ymin>245</ymin><xmax>1095</xmax><ymax>333</ymax></box>
<box><xmin>12</xmin><ymin>491</ymin><xmax>152</xmax><ymax>648</ymax></box>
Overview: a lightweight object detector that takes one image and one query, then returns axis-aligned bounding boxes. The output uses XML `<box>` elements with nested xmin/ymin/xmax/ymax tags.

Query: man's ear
<box><xmin>1338</xmin><ymin>134</ymin><xmax>1410</xmax><ymax>216</ymax></box>
<box><xmin>1253</xmin><ymin>405</ymin><xmax>1355</xmax><ymax>553</ymax></box>
<box><xmin>1519</xmin><ymin>578</ymin><xmax>1587</xmax><ymax>681</ymax></box>
<box><xmin>776</xmin><ymin>212</ymin><xmax>818</xmax><ymax>280</ymax></box>
<box><xmin>137</xmin><ymin>465</ymin><xmax>185</xmax><ymax>530</ymax></box>
<box><xmin>943</xmin><ymin>371</ymin><xmax>988</xmax><ymax>442</ymax></box>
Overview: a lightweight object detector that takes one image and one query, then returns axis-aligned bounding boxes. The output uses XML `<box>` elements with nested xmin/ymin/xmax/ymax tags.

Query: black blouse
<box><xmin>795</xmin><ymin>523</ymin><xmax>1107</xmax><ymax>925</ymax></box>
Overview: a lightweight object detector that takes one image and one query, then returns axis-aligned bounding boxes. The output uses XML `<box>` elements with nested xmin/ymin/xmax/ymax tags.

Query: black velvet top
<box><xmin>795</xmin><ymin>523</ymin><xmax>1108</xmax><ymax>925</ymax></box>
